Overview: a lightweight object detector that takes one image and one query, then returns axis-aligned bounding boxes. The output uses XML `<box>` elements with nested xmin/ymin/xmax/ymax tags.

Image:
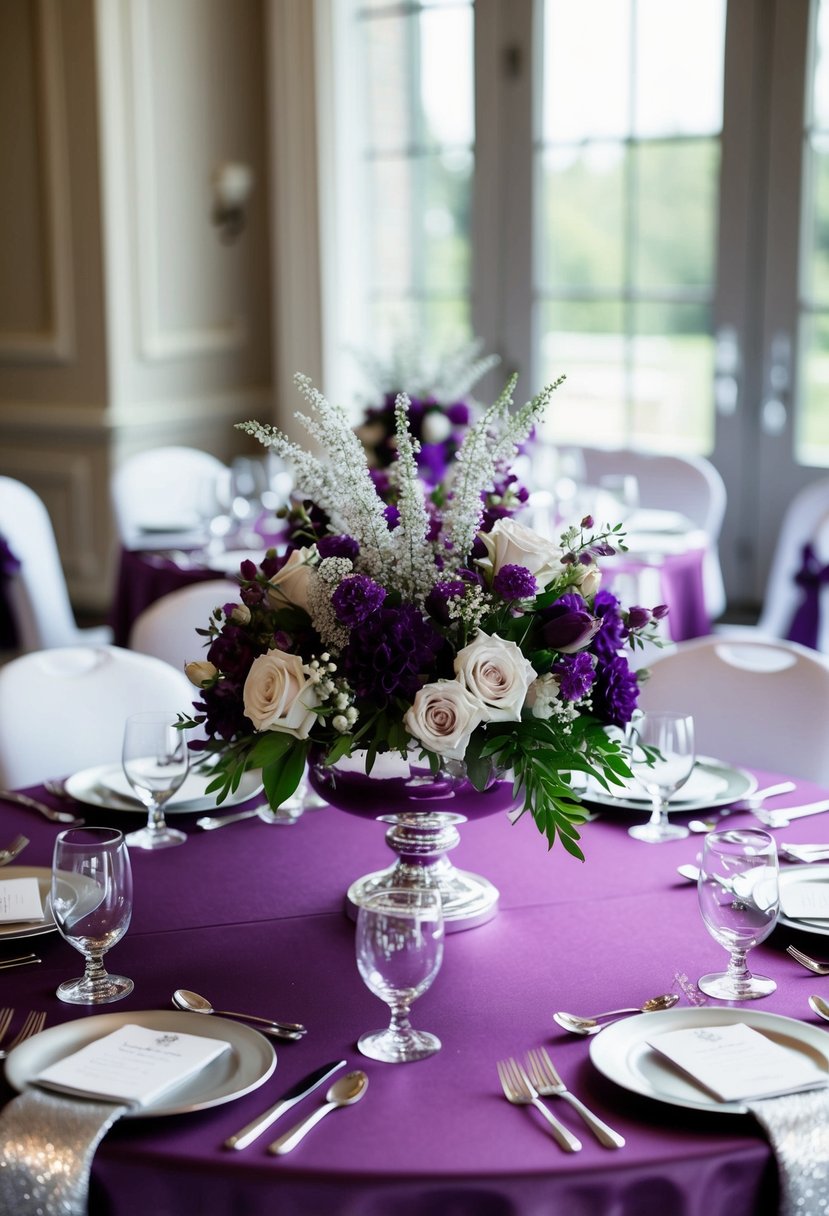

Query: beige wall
<box><xmin>0</xmin><ymin>0</ymin><xmax>275</xmax><ymax>612</ymax></box>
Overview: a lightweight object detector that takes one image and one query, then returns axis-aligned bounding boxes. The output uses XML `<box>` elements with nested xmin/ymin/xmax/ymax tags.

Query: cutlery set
<box><xmin>497</xmin><ymin>1047</ymin><xmax>624</xmax><ymax>1151</ymax></box>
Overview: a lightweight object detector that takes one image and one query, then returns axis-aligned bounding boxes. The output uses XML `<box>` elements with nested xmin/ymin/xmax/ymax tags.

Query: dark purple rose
<box><xmin>541</xmin><ymin>593</ymin><xmax>600</xmax><ymax>653</ymax></box>
<box><xmin>331</xmin><ymin>575</ymin><xmax>387</xmax><ymax>627</ymax></box>
<box><xmin>318</xmin><ymin>534</ymin><xmax>360</xmax><ymax>561</ymax></box>
<box><xmin>556</xmin><ymin>652</ymin><xmax>596</xmax><ymax>701</ymax></box>
<box><xmin>493</xmin><ymin>564</ymin><xmax>537</xmax><ymax>601</ymax></box>
<box><xmin>593</xmin><ymin>655</ymin><xmax>639</xmax><ymax>727</ymax></box>
<box><xmin>240</xmin><ymin>583</ymin><xmax>265</xmax><ymax>607</ymax></box>
<box><xmin>340</xmin><ymin>602</ymin><xmax>442</xmax><ymax>706</ymax></box>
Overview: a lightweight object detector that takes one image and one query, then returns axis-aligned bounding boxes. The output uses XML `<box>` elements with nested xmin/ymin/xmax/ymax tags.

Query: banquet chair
<box><xmin>0</xmin><ymin>645</ymin><xmax>196</xmax><ymax>788</ymax></box>
<box><xmin>579</xmin><ymin>447</ymin><xmax>728</xmax><ymax>621</ymax></box>
<box><xmin>0</xmin><ymin>476</ymin><xmax>112</xmax><ymax>653</ymax></box>
<box><xmin>638</xmin><ymin>634</ymin><xmax>829</xmax><ymax>785</ymax></box>
<box><xmin>111</xmin><ymin>446</ymin><xmax>227</xmax><ymax>548</ymax></box>
<box><xmin>128</xmin><ymin>579</ymin><xmax>232</xmax><ymax>671</ymax></box>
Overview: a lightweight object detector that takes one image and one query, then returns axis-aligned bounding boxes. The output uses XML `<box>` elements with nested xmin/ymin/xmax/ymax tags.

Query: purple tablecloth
<box><xmin>606</xmin><ymin>547</ymin><xmax>710</xmax><ymax>642</ymax></box>
<box><xmin>1</xmin><ymin>770</ymin><xmax>826</xmax><ymax>1214</ymax></box>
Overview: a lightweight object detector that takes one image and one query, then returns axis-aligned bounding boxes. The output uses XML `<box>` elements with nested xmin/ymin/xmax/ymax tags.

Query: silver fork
<box><xmin>496</xmin><ymin>1057</ymin><xmax>582</xmax><ymax>1151</ymax></box>
<box><xmin>0</xmin><ymin>835</ymin><xmax>29</xmax><ymax>866</ymax></box>
<box><xmin>525</xmin><ymin>1047</ymin><xmax>625</xmax><ymax>1148</ymax></box>
<box><xmin>0</xmin><ymin>1010</ymin><xmax>47</xmax><ymax>1059</ymax></box>
<box><xmin>787</xmin><ymin>944</ymin><xmax>829</xmax><ymax>975</ymax></box>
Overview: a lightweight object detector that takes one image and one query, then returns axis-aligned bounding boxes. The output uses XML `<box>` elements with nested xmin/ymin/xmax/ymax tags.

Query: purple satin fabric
<box><xmin>607</xmin><ymin>549</ymin><xmax>709</xmax><ymax>642</ymax></box>
<box><xmin>786</xmin><ymin>542</ymin><xmax>829</xmax><ymax>649</ymax></box>
<box><xmin>2</xmin><ymin>766</ymin><xmax>822</xmax><ymax>1215</ymax></box>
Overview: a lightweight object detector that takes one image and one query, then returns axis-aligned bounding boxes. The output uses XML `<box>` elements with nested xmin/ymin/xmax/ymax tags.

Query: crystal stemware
<box><xmin>122</xmin><ymin>710</ymin><xmax>189</xmax><ymax>850</ymax></box>
<box><xmin>356</xmin><ymin>888</ymin><xmax>444</xmax><ymax>1063</ymax></box>
<box><xmin>697</xmin><ymin>828</ymin><xmax>780</xmax><ymax>1000</ymax></box>
<box><xmin>51</xmin><ymin>826</ymin><xmax>133</xmax><ymax>1004</ymax></box>
<box><xmin>628</xmin><ymin>711</ymin><xmax>695</xmax><ymax>843</ymax></box>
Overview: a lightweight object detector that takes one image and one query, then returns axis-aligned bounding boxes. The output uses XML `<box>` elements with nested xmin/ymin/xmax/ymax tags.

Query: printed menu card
<box><xmin>35</xmin><ymin>1024</ymin><xmax>231</xmax><ymax>1107</ymax></box>
<box><xmin>0</xmin><ymin>878</ymin><xmax>43</xmax><ymax>923</ymax></box>
<box><xmin>648</xmin><ymin>1023</ymin><xmax>829</xmax><ymax>1102</ymax></box>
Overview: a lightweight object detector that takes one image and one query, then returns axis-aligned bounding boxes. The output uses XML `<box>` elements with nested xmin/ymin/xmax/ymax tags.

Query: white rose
<box><xmin>477</xmin><ymin>518</ymin><xmax>565</xmax><ymax>589</ymax></box>
<box><xmin>231</xmin><ymin>602</ymin><xmax>252</xmax><ymax>626</ymax></box>
<box><xmin>404</xmin><ymin>680</ymin><xmax>485</xmax><ymax>761</ymax></box>
<box><xmin>572</xmin><ymin>563</ymin><xmax>601</xmax><ymax>598</ymax></box>
<box><xmin>243</xmin><ymin>648</ymin><xmax>319</xmax><ymax>738</ymax></box>
<box><xmin>185</xmin><ymin>660</ymin><xmax>218</xmax><ymax>688</ymax></box>
<box><xmin>454</xmin><ymin>630</ymin><xmax>537</xmax><ymax>722</ymax></box>
<box><xmin>265</xmin><ymin>547</ymin><xmax>315</xmax><ymax>613</ymax></box>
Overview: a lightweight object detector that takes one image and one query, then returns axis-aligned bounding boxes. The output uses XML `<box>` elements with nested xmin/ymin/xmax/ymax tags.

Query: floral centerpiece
<box><xmin>182</xmin><ymin>372</ymin><xmax>666</xmax><ymax>862</ymax></box>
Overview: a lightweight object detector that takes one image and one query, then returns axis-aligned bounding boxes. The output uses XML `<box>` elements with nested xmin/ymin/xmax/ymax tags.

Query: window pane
<box><xmin>799</xmin><ymin>312</ymin><xmax>829</xmax><ymax>466</ymax></box>
<box><xmin>537</xmin><ymin>300</ymin><xmax>628</xmax><ymax>445</ymax></box>
<box><xmin>630</xmin><ymin>304</ymin><xmax>714</xmax><ymax>451</ymax></box>
<box><xmin>364</xmin><ymin>14</ymin><xmax>417</xmax><ymax>152</ymax></box>
<box><xmin>542</xmin><ymin>0</ymin><xmax>631</xmax><ymax>142</ymax></box>
<box><xmin>634</xmin><ymin>0</ymin><xmax>726</xmax><ymax>138</ymax></box>
<box><xmin>538</xmin><ymin>145</ymin><xmax>625</xmax><ymax>291</ymax></box>
<box><xmin>812</xmin><ymin>0</ymin><xmax>829</xmax><ymax>130</ymax></box>
<box><xmin>634</xmin><ymin>140</ymin><xmax>720</xmax><ymax>291</ymax></box>
<box><xmin>803</xmin><ymin>134</ymin><xmax>829</xmax><ymax>303</ymax></box>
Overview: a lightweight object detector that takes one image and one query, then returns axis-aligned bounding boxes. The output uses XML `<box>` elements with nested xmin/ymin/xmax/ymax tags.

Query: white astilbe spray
<box><xmin>353</xmin><ymin>335</ymin><xmax>500</xmax><ymax>404</ymax></box>
<box><xmin>389</xmin><ymin>393</ymin><xmax>435</xmax><ymax>603</ymax></box>
<box><xmin>238</xmin><ymin>374</ymin><xmax>394</xmax><ymax>580</ymax></box>
<box><xmin>440</xmin><ymin>375</ymin><xmax>565</xmax><ymax>575</ymax></box>
<box><xmin>306</xmin><ymin>558</ymin><xmax>352</xmax><ymax>653</ymax></box>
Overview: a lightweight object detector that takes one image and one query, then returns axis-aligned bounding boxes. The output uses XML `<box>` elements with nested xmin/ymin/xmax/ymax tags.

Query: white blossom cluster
<box><xmin>306</xmin><ymin>557</ymin><xmax>352</xmax><ymax>652</ymax></box>
<box><xmin>353</xmin><ymin>334</ymin><xmax>500</xmax><ymax>405</ymax></box>
<box><xmin>304</xmin><ymin>652</ymin><xmax>359</xmax><ymax>734</ymax></box>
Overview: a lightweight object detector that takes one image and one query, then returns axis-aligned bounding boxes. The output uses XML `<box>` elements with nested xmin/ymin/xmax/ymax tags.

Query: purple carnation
<box><xmin>493</xmin><ymin>564</ymin><xmax>537</xmax><ymax>602</ymax></box>
<box><xmin>592</xmin><ymin>589</ymin><xmax>626</xmax><ymax>662</ymax></box>
<box><xmin>556</xmin><ymin>652</ymin><xmax>596</xmax><ymax>701</ymax></box>
<box><xmin>425</xmin><ymin>579</ymin><xmax>466</xmax><ymax>624</ymax></box>
<box><xmin>340</xmin><ymin>602</ymin><xmax>442</xmax><ymax>706</ymax></box>
<box><xmin>318</xmin><ymin>534</ymin><xmax>360</xmax><ymax>561</ymax></box>
<box><xmin>592</xmin><ymin>655</ymin><xmax>639</xmax><ymax>727</ymax></box>
<box><xmin>331</xmin><ymin>575</ymin><xmax>387</xmax><ymax>627</ymax></box>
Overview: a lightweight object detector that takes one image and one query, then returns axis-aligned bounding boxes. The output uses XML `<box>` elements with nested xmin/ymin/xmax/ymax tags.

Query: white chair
<box><xmin>579</xmin><ymin>447</ymin><xmax>728</xmax><ymax>620</ymax></box>
<box><xmin>0</xmin><ymin>476</ymin><xmax>112</xmax><ymax>652</ymax></box>
<box><xmin>128</xmin><ymin>580</ymin><xmax>232</xmax><ymax>671</ymax></box>
<box><xmin>111</xmin><ymin>446</ymin><xmax>227</xmax><ymax>548</ymax></box>
<box><xmin>638</xmin><ymin>634</ymin><xmax>829</xmax><ymax>785</ymax></box>
<box><xmin>0</xmin><ymin>645</ymin><xmax>196</xmax><ymax>788</ymax></box>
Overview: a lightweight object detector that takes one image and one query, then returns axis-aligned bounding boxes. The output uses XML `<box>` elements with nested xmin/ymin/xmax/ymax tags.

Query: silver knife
<box><xmin>756</xmin><ymin>798</ymin><xmax>829</xmax><ymax>828</ymax></box>
<box><xmin>0</xmin><ymin>790</ymin><xmax>82</xmax><ymax>825</ymax></box>
<box><xmin>224</xmin><ymin>1059</ymin><xmax>347</xmax><ymax>1150</ymax></box>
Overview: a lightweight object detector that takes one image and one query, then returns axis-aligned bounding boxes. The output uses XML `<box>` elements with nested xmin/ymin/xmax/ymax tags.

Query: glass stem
<box><xmin>726</xmin><ymin>947</ymin><xmax>751</xmax><ymax>987</ymax></box>
<box><xmin>647</xmin><ymin>794</ymin><xmax>667</xmax><ymax>828</ymax></box>
<box><xmin>147</xmin><ymin>800</ymin><xmax>166</xmax><ymax>834</ymax></box>
<box><xmin>388</xmin><ymin>1002</ymin><xmax>413</xmax><ymax>1039</ymax></box>
<box><xmin>83</xmin><ymin>950</ymin><xmax>108</xmax><ymax>988</ymax></box>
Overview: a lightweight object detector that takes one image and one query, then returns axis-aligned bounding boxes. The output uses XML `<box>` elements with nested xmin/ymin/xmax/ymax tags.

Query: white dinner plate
<box><xmin>589</xmin><ymin>1006</ymin><xmax>829</xmax><ymax>1115</ymax></box>
<box><xmin>0</xmin><ymin>867</ymin><xmax>56</xmax><ymax>940</ymax></box>
<box><xmin>63</xmin><ymin>764</ymin><xmax>263</xmax><ymax>814</ymax></box>
<box><xmin>778</xmin><ymin>863</ymin><xmax>829</xmax><ymax>936</ymax></box>
<box><xmin>582</xmin><ymin>757</ymin><xmax>757</xmax><ymax>814</ymax></box>
<box><xmin>5</xmin><ymin>1010</ymin><xmax>276</xmax><ymax>1118</ymax></box>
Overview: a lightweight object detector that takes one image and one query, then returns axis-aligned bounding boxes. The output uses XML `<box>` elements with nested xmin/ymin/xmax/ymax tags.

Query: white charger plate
<box><xmin>5</xmin><ymin>1010</ymin><xmax>276</xmax><ymax>1117</ymax></box>
<box><xmin>778</xmin><ymin>863</ymin><xmax>829</xmax><ymax>936</ymax></box>
<box><xmin>0</xmin><ymin>867</ymin><xmax>56</xmax><ymax>940</ymax></box>
<box><xmin>589</xmin><ymin>1006</ymin><xmax>829</xmax><ymax>1115</ymax></box>
<box><xmin>63</xmin><ymin>764</ymin><xmax>263</xmax><ymax>814</ymax></box>
<box><xmin>583</xmin><ymin>757</ymin><xmax>757</xmax><ymax>815</ymax></box>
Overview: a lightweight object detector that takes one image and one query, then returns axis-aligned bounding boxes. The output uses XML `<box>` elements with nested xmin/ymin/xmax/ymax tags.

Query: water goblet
<box><xmin>51</xmin><ymin>826</ymin><xmax>134</xmax><ymax>1004</ymax></box>
<box><xmin>627</xmin><ymin>711</ymin><xmax>695</xmax><ymax>843</ymax></box>
<box><xmin>697</xmin><ymin>828</ymin><xmax>779</xmax><ymax>1000</ymax></box>
<box><xmin>122</xmin><ymin>710</ymin><xmax>189</xmax><ymax>850</ymax></box>
<box><xmin>355</xmin><ymin>888</ymin><xmax>444</xmax><ymax>1063</ymax></box>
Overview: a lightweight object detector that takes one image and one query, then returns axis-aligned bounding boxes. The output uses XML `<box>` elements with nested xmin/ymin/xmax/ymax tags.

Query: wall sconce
<box><xmin>211</xmin><ymin>161</ymin><xmax>254</xmax><ymax>244</ymax></box>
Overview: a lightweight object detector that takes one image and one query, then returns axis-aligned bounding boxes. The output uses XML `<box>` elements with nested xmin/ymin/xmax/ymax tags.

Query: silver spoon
<box><xmin>554</xmin><ymin>993</ymin><xmax>679</xmax><ymax>1036</ymax></box>
<box><xmin>267</xmin><ymin>1071</ymin><xmax>369</xmax><ymax>1155</ymax></box>
<box><xmin>686</xmin><ymin>782</ymin><xmax>797</xmax><ymax>833</ymax></box>
<box><xmin>172</xmin><ymin>988</ymin><xmax>307</xmax><ymax>1039</ymax></box>
<box><xmin>196</xmin><ymin>805</ymin><xmax>298</xmax><ymax>831</ymax></box>
<box><xmin>808</xmin><ymin>994</ymin><xmax>829</xmax><ymax>1023</ymax></box>
<box><xmin>0</xmin><ymin>835</ymin><xmax>29</xmax><ymax>866</ymax></box>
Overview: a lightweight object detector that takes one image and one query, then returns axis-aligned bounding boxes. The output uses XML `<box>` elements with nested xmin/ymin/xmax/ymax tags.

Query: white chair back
<box><xmin>0</xmin><ymin>476</ymin><xmax>112</xmax><ymax>652</ymax></box>
<box><xmin>579</xmin><ymin>447</ymin><xmax>728</xmax><ymax>621</ymax></box>
<box><xmin>638</xmin><ymin>634</ymin><xmax>829</xmax><ymax>785</ymax></box>
<box><xmin>111</xmin><ymin>447</ymin><xmax>227</xmax><ymax>547</ymax></box>
<box><xmin>755</xmin><ymin>477</ymin><xmax>829</xmax><ymax>650</ymax></box>
<box><xmin>0</xmin><ymin>645</ymin><xmax>195</xmax><ymax>788</ymax></box>
<box><xmin>128</xmin><ymin>580</ymin><xmax>231</xmax><ymax>671</ymax></box>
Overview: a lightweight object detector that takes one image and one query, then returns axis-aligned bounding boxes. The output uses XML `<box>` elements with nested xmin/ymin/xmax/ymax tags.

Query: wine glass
<box><xmin>51</xmin><ymin>826</ymin><xmax>133</xmax><ymax>1004</ymax></box>
<box><xmin>355</xmin><ymin>888</ymin><xmax>444</xmax><ymax>1063</ymax></box>
<box><xmin>697</xmin><ymin>828</ymin><xmax>780</xmax><ymax>1000</ymax></box>
<box><xmin>122</xmin><ymin>710</ymin><xmax>189</xmax><ymax>850</ymax></box>
<box><xmin>627</xmin><ymin>711</ymin><xmax>695</xmax><ymax>843</ymax></box>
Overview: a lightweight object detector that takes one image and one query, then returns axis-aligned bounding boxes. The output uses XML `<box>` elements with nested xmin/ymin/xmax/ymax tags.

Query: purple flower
<box><xmin>425</xmin><ymin>579</ymin><xmax>466</xmax><ymax>624</ymax></box>
<box><xmin>592</xmin><ymin>589</ymin><xmax>625</xmax><ymax>662</ymax></box>
<box><xmin>340</xmin><ymin>602</ymin><xmax>443</xmax><ymax>706</ymax></box>
<box><xmin>446</xmin><ymin>401</ymin><xmax>470</xmax><ymax>425</ymax></box>
<box><xmin>493</xmin><ymin>564</ymin><xmax>537</xmax><ymax>601</ymax></box>
<box><xmin>556</xmin><ymin>653</ymin><xmax>596</xmax><ymax>701</ymax></box>
<box><xmin>541</xmin><ymin>593</ymin><xmax>600</xmax><ymax>653</ymax></box>
<box><xmin>0</xmin><ymin>536</ymin><xmax>20</xmax><ymax>579</ymax></box>
<box><xmin>318</xmin><ymin>534</ymin><xmax>360</xmax><ymax>561</ymax></box>
<box><xmin>652</xmin><ymin>603</ymin><xmax>669</xmax><ymax>620</ymax></box>
<box><xmin>592</xmin><ymin>655</ymin><xmax>639</xmax><ymax>726</ymax></box>
<box><xmin>384</xmin><ymin>504</ymin><xmax>400</xmax><ymax>529</ymax></box>
<box><xmin>626</xmin><ymin>605</ymin><xmax>651</xmax><ymax>631</ymax></box>
<box><xmin>331</xmin><ymin>575</ymin><xmax>387</xmax><ymax>627</ymax></box>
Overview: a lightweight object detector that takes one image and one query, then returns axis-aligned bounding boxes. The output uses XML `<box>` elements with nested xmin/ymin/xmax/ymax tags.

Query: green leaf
<box><xmin>262</xmin><ymin>740</ymin><xmax>309</xmax><ymax>809</ymax></box>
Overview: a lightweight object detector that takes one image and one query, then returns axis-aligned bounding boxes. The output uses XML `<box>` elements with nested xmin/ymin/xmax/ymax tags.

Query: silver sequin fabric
<box><xmin>748</xmin><ymin>1090</ymin><xmax>829</xmax><ymax>1216</ymax></box>
<box><xmin>0</xmin><ymin>1089</ymin><xmax>127</xmax><ymax>1216</ymax></box>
